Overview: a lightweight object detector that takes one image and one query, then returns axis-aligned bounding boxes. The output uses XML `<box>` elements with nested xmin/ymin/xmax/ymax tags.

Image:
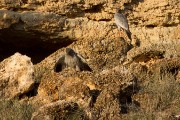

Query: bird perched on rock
<box><xmin>114</xmin><ymin>8</ymin><xmax>131</xmax><ymax>40</ymax></box>
<box><xmin>54</xmin><ymin>48</ymin><xmax>92</xmax><ymax>72</ymax></box>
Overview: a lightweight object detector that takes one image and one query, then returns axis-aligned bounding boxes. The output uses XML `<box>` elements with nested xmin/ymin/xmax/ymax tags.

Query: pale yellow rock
<box><xmin>0</xmin><ymin>52</ymin><xmax>35</xmax><ymax>99</ymax></box>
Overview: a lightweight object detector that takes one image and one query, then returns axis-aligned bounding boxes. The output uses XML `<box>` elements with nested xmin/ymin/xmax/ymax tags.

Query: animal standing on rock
<box><xmin>114</xmin><ymin>8</ymin><xmax>132</xmax><ymax>40</ymax></box>
<box><xmin>54</xmin><ymin>48</ymin><xmax>92</xmax><ymax>72</ymax></box>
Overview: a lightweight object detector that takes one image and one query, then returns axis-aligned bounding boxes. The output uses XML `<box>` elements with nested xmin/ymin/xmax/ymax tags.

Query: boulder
<box><xmin>33</xmin><ymin>69</ymin><xmax>98</xmax><ymax>108</ymax></box>
<box><xmin>0</xmin><ymin>52</ymin><xmax>35</xmax><ymax>99</ymax></box>
<box><xmin>31</xmin><ymin>100</ymin><xmax>82</xmax><ymax>120</ymax></box>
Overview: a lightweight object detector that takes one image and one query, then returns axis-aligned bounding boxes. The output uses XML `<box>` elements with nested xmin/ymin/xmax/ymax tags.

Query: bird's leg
<box><xmin>121</xmin><ymin>29</ymin><xmax>131</xmax><ymax>44</ymax></box>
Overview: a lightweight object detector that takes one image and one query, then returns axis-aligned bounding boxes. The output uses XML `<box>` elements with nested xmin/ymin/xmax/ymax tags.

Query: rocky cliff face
<box><xmin>0</xmin><ymin>0</ymin><xmax>180</xmax><ymax>119</ymax></box>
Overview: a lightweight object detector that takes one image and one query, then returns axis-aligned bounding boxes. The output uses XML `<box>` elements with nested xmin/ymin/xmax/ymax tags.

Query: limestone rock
<box><xmin>131</xmin><ymin>0</ymin><xmax>180</xmax><ymax>27</ymax></box>
<box><xmin>0</xmin><ymin>0</ymin><xmax>179</xmax><ymax>119</ymax></box>
<box><xmin>126</xmin><ymin>41</ymin><xmax>180</xmax><ymax>64</ymax></box>
<box><xmin>0</xmin><ymin>52</ymin><xmax>35</xmax><ymax>99</ymax></box>
<box><xmin>0</xmin><ymin>10</ymin><xmax>19</xmax><ymax>29</ymax></box>
<box><xmin>35</xmin><ymin>37</ymin><xmax>130</xmax><ymax>78</ymax></box>
<box><xmin>148</xmin><ymin>58</ymin><xmax>180</xmax><ymax>74</ymax></box>
<box><xmin>0</xmin><ymin>0</ymin><xmax>179</xmax><ymax>46</ymax></box>
<box><xmin>34</xmin><ymin>69</ymin><xmax>98</xmax><ymax>108</ymax></box>
<box><xmin>0</xmin><ymin>0</ymin><xmax>179</xmax><ymax>64</ymax></box>
<box><xmin>86</xmin><ymin>66</ymin><xmax>137</xmax><ymax>119</ymax></box>
<box><xmin>129</xmin><ymin>62</ymin><xmax>147</xmax><ymax>76</ymax></box>
<box><xmin>32</xmin><ymin>65</ymin><xmax>137</xmax><ymax>119</ymax></box>
<box><xmin>31</xmin><ymin>100</ymin><xmax>81</xmax><ymax>120</ymax></box>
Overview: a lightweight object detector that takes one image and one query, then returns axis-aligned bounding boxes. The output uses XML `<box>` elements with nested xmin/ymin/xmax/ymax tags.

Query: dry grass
<box><xmin>0</xmin><ymin>99</ymin><xmax>35</xmax><ymax>120</ymax></box>
<box><xmin>65</xmin><ymin>108</ymin><xmax>87</xmax><ymax>120</ymax></box>
<box><xmin>126</xmin><ymin>72</ymin><xmax>180</xmax><ymax>120</ymax></box>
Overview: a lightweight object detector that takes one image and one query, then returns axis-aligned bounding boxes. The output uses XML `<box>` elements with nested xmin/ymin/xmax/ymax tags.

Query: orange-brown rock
<box><xmin>34</xmin><ymin>69</ymin><xmax>98</xmax><ymax>108</ymax></box>
<box><xmin>0</xmin><ymin>0</ymin><xmax>179</xmax><ymax>119</ymax></box>
<box><xmin>31</xmin><ymin>100</ymin><xmax>80</xmax><ymax>120</ymax></box>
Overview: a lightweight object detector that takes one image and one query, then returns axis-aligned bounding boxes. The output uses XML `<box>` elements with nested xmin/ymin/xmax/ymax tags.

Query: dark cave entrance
<box><xmin>0</xmin><ymin>29</ymin><xmax>74</xmax><ymax>64</ymax></box>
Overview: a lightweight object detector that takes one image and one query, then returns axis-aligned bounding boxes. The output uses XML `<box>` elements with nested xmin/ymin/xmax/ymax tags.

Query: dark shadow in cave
<box><xmin>118</xmin><ymin>82</ymin><xmax>140</xmax><ymax>114</ymax></box>
<box><xmin>123</xmin><ymin>0</ymin><xmax>145</xmax><ymax>10</ymax></box>
<box><xmin>89</xmin><ymin>90</ymin><xmax>101</xmax><ymax>108</ymax></box>
<box><xmin>0</xmin><ymin>29</ymin><xmax>75</xmax><ymax>64</ymax></box>
<box><xmin>18</xmin><ymin>83</ymin><xmax>39</xmax><ymax>99</ymax></box>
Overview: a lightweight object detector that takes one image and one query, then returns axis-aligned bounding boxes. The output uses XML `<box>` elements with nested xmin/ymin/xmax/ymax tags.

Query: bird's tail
<box><xmin>126</xmin><ymin>30</ymin><xmax>132</xmax><ymax>40</ymax></box>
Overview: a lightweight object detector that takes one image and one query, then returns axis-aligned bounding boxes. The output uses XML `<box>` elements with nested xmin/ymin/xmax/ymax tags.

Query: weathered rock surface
<box><xmin>0</xmin><ymin>0</ymin><xmax>180</xmax><ymax>119</ymax></box>
<box><xmin>127</xmin><ymin>40</ymin><xmax>180</xmax><ymax>63</ymax></box>
<box><xmin>91</xmin><ymin>66</ymin><xmax>137</xmax><ymax>119</ymax></box>
<box><xmin>34</xmin><ymin>69</ymin><xmax>96</xmax><ymax>107</ymax></box>
<box><xmin>32</xmin><ymin>65</ymin><xmax>136</xmax><ymax>119</ymax></box>
<box><xmin>31</xmin><ymin>100</ymin><xmax>81</xmax><ymax>120</ymax></box>
<box><xmin>0</xmin><ymin>0</ymin><xmax>179</xmax><ymax>63</ymax></box>
<box><xmin>148</xmin><ymin>58</ymin><xmax>180</xmax><ymax>74</ymax></box>
<box><xmin>0</xmin><ymin>52</ymin><xmax>35</xmax><ymax>99</ymax></box>
<box><xmin>0</xmin><ymin>0</ymin><xmax>179</xmax><ymax>42</ymax></box>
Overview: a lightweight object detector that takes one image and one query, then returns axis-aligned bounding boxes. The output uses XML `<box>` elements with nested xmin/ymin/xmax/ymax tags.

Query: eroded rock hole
<box><xmin>169</xmin><ymin>67</ymin><xmax>179</xmax><ymax>75</ymax></box>
<box><xmin>85</xmin><ymin>4</ymin><xmax>103</xmax><ymax>13</ymax></box>
<box><xmin>160</xmin><ymin>67</ymin><xmax>180</xmax><ymax>76</ymax></box>
<box><xmin>89</xmin><ymin>90</ymin><xmax>101</xmax><ymax>108</ymax></box>
<box><xmin>19</xmin><ymin>83</ymin><xmax>39</xmax><ymax>99</ymax></box>
<box><xmin>0</xmin><ymin>29</ymin><xmax>74</xmax><ymax>64</ymax></box>
<box><xmin>22</xmin><ymin>0</ymin><xmax>28</xmax><ymax>4</ymax></box>
<box><xmin>134</xmin><ymin>51</ymin><xmax>164</xmax><ymax>63</ymax></box>
<box><xmin>118</xmin><ymin>85</ymin><xmax>139</xmax><ymax>114</ymax></box>
<box><xmin>123</xmin><ymin>0</ymin><xmax>144</xmax><ymax>9</ymax></box>
<box><xmin>146</xmin><ymin>24</ymin><xmax>157</xmax><ymax>28</ymax></box>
